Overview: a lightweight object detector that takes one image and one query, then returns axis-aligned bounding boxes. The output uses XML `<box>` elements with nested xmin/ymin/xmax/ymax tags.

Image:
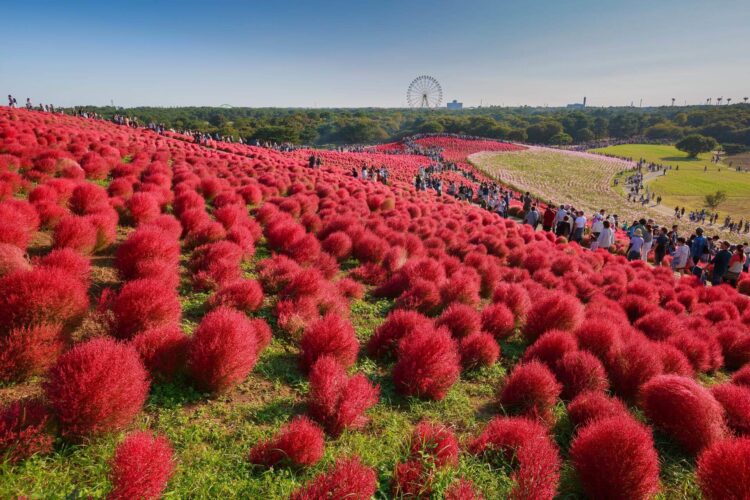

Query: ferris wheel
<box><xmin>407</xmin><ymin>75</ymin><xmax>443</xmax><ymax>109</ymax></box>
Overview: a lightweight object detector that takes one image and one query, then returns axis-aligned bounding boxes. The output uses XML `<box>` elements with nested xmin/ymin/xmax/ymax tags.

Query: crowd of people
<box><xmin>350</xmin><ymin>164</ymin><xmax>390</xmax><ymax>185</ymax></box>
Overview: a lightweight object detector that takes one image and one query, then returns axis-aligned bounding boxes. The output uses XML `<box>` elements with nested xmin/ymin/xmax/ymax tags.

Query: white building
<box><xmin>447</xmin><ymin>100</ymin><xmax>463</xmax><ymax>110</ymax></box>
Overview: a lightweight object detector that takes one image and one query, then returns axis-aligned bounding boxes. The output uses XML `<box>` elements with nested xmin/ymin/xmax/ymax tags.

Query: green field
<box><xmin>590</xmin><ymin>144</ymin><xmax>750</xmax><ymax>221</ymax></box>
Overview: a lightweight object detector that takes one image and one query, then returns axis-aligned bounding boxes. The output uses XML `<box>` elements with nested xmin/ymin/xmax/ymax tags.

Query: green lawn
<box><xmin>590</xmin><ymin>144</ymin><xmax>750</xmax><ymax>220</ymax></box>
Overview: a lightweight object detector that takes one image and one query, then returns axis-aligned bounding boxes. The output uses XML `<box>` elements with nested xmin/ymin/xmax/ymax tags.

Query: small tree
<box><xmin>676</xmin><ymin>134</ymin><xmax>718</xmax><ymax>158</ymax></box>
<box><xmin>704</xmin><ymin>190</ymin><xmax>727</xmax><ymax>210</ymax></box>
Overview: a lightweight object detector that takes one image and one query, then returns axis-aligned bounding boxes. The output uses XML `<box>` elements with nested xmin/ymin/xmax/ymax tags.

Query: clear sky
<box><xmin>3</xmin><ymin>0</ymin><xmax>749</xmax><ymax>108</ymax></box>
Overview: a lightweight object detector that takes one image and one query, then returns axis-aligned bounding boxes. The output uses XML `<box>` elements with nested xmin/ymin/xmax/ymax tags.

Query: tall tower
<box><xmin>583</xmin><ymin>96</ymin><xmax>587</xmax><ymax>108</ymax></box>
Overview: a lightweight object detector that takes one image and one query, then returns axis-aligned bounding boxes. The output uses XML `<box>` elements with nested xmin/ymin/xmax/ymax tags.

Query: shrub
<box><xmin>0</xmin><ymin>243</ymin><xmax>30</xmax><ymax>277</ymax></box>
<box><xmin>248</xmin><ymin>416</ymin><xmax>325</xmax><ymax>468</ymax></box>
<box><xmin>459</xmin><ymin>332</ymin><xmax>500</xmax><ymax>370</ymax></box>
<box><xmin>554</xmin><ymin>351</ymin><xmax>609</xmax><ymax>401</ymax></box>
<box><xmin>52</xmin><ymin>216</ymin><xmax>98</xmax><ymax>254</ymax></box>
<box><xmin>289</xmin><ymin>456</ymin><xmax>377</xmax><ymax>500</ymax></box>
<box><xmin>0</xmin><ymin>399</ymin><xmax>53</xmax><ymax>464</ymax></box>
<box><xmin>605</xmin><ymin>338</ymin><xmax>663</xmax><ymax>401</ymax></box>
<box><xmin>657</xmin><ymin>342</ymin><xmax>695</xmax><ymax>377</ymax></box>
<box><xmin>711</xmin><ymin>383</ymin><xmax>750</xmax><ymax>435</ymax></box>
<box><xmin>639</xmin><ymin>375</ymin><xmax>727</xmax><ymax>454</ymax></box>
<box><xmin>732</xmin><ymin>364</ymin><xmax>750</xmax><ymax>387</ymax></box>
<box><xmin>367</xmin><ymin>309</ymin><xmax>433</xmax><ymax>360</ymax></box>
<box><xmin>307</xmin><ymin>356</ymin><xmax>379</xmax><ymax>436</ymax></box>
<box><xmin>409</xmin><ymin>421</ymin><xmax>460</xmax><ymax>468</ymax></box>
<box><xmin>392</xmin><ymin>459</ymin><xmax>433</xmax><ymax>498</ymax></box>
<box><xmin>570</xmin><ymin>416</ymin><xmax>660</xmax><ymax>500</ymax></box>
<box><xmin>523</xmin><ymin>330</ymin><xmax>578</xmax><ymax>369</ymax></box>
<box><xmin>468</xmin><ymin>416</ymin><xmax>561</xmax><ymax>500</ymax></box>
<box><xmin>524</xmin><ymin>293</ymin><xmax>583</xmax><ymax>342</ymax></box>
<box><xmin>115</xmin><ymin>228</ymin><xmax>180</xmax><ymax>282</ymax></box>
<box><xmin>188</xmin><ymin>306</ymin><xmax>259</xmax><ymax>393</ymax></box>
<box><xmin>126</xmin><ymin>192</ymin><xmax>161</xmax><ymax>225</ymax></box>
<box><xmin>110</xmin><ymin>278</ymin><xmax>182</xmax><ymax>340</ymax></box>
<box><xmin>0</xmin><ymin>324</ymin><xmax>65</xmax><ymax>382</ymax></box>
<box><xmin>567</xmin><ymin>391</ymin><xmax>629</xmax><ymax>428</ymax></box>
<box><xmin>321</xmin><ymin>231</ymin><xmax>352</xmax><ymax>261</ymax></box>
<box><xmin>499</xmin><ymin>361</ymin><xmax>561</xmax><ymax>425</ymax></box>
<box><xmin>634</xmin><ymin>310</ymin><xmax>684</xmax><ymax>341</ymax></box>
<box><xmin>481</xmin><ymin>303</ymin><xmax>516</xmax><ymax>340</ymax></box>
<box><xmin>109</xmin><ymin>431</ymin><xmax>175</xmax><ymax>500</ymax></box>
<box><xmin>35</xmin><ymin>247</ymin><xmax>91</xmax><ymax>284</ymax></box>
<box><xmin>445</xmin><ymin>478</ymin><xmax>484</xmax><ymax>500</ymax></box>
<box><xmin>492</xmin><ymin>283</ymin><xmax>532</xmax><ymax>320</ymax></box>
<box><xmin>131</xmin><ymin>325</ymin><xmax>189</xmax><ymax>381</ymax></box>
<box><xmin>207</xmin><ymin>279</ymin><xmax>264</xmax><ymax>313</ymax></box>
<box><xmin>436</xmin><ymin>303</ymin><xmax>481</xmax><ymax>338</ymax></box>
<box><xmin>0</xmin><ymin>267</ymin><xmax>89</xmax><ymax>334</ymax></box>
<box><xmin>43</xmin><ymin>338</ymin><xmax>149</xmax><ymax>438</ymax></box>
<box><xmin>299</xmin><ymin>313</ymin><xmax>359</xmax><ymax>372</ymax></box>
<box><xmin>696</xmin><ymin>437</ymin><xmax>750</xmax><ymax>500</ymax></box>
<box><xmin>393</xmin><ymin>328</ymin><xmax>461</xmax><ymax>401</ymax></box>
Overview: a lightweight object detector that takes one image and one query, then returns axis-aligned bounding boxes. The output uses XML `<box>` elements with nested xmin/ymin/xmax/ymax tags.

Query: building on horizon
<box><xmin>566</xmin><ymin>96</ymin><xmax>587</xmax><ymax>109</ymax></box>
<box><xmin>447</xmin><ymin>99</ymin><xmax>463</xmax><ymax>110</ymax></box>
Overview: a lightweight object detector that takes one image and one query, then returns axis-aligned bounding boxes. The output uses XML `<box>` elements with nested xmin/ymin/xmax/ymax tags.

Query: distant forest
<box><xmin>75</xmin><ymin>104</ymin><xmax>750</xmax><ymax>150</ymax></box>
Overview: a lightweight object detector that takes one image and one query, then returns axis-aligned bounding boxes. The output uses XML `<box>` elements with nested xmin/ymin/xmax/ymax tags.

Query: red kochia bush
<box><xmin>554</xmin><ymin>350</ymin><xmax>609</xmax><ymax>400</ymax></box>
<box><xmin>0</xmin><ymin>323</ymin><xmax>65</xmax><ymax>382</ymax></box>
<box><xmin>0</xmin><ymin>242</ymin><xmax>30</xmax><ymax>277</ymax></box>
<box><xmin>299</xmin><ymin>313</ymin><xmax>359</xmax><ymax>372</ymax></box>
<box><xmin>711</xmin><ymin>383</ymin><xmax>750</xmax><ymax>435</ymax></box>
<box><xmin>696</xmin><ymin>437</ymin><xmax>750</xmax><ymax>500</ymax></box>
<box><xmin>732</xmin><ymin>364</ymin><xmax>750</xmax><ymax>387</ymax></box>
<box><xmin>0</xmin><ymin>267</ymin><xmax>89</xmax><ymax>334</ymax></box>
<box><xmin>605</xmin><ymin>338</ymin><xmax>663</xmax><ymax>401</ymax></box>
<box><xmin>109</xmin><ymin>431</ymin><xmax>175</xmax><ymax>500</ymax></box>
<box><xmin>639</xmin><ymin>375</ymin><xmax>727</xmax><ymax>454</ymax></box>
<box><xmin>290</xmin><ymin>456</ymin><xmax>377</xmax><ymax>500</ymax></box>
<box><xmin>459</xmin><ymin>332</ymin><xmax>500</xmax><ymax>370</ymax></box>
<box><xmin>207</xmin><ymin>279</ymin><xmax>264</xmax><ymax>313</ymax></box>
<box><xmin>35</xmin><ymin>247</ymin><xmax>91</xmax><ymax>284</ymax></box>
<box><xmin>445</xmin><ymin>478</ymin><xmax>484</xmax><ymax>500</ymax></box>
<box><xmin>481</xmin><ymin>303</ymin><xmax>516</xmax><ymax>340</ymax></box>
<box><xmin>43</xmin><ymin>338</ymin><xmax>149</xmax><ymax>438</ymax></box>
<box><xmin>188</xmin><ymin>306</ymin><xmax>259</xmax><ymax>393</ymax></box>
<box><xmin>393</xmin><ymin>328</ymin><xmax>460</xmax><ymax>401</ymax></box>
<box><xmin>567</xmin><ymin>391</ymin><xmax>629</xmax><ymax>429</ymax></box>
<box><xmin>468</xmin><ymin>416</ymin><xmax>561</xmax><ymax>500</ymax></box>
<box><xmin>523</xmin><ymin>330</ymin><xmax>578</xmax><ymax>369</ymax></box>
<box><xmin>436</xmin><ymin>303</ymin><xmax>481</xmax><ymax>339</ymax></box>
<box><xmin>0</xmin><ymin>399</ymin><xmax>54</xmax><ymax>464</ymax></box>
<box><xmin>321</xmin><ymin>231</ymin><xmax>353</xmax><ymax>261</ymax></box>
<box><xmin>53</xmin><ymin>216</ymin><xmax>98</xmax><ymax>254</ymax></box>
<box><xmin>307</xmin><ymin>356</ymin><xmax>379</xmax><ymax>436</ymax></box>
<box><xmin>114</xmin><ymin>228</ymin><xmax>180</xmax><ymax>282</ymax></box>
<box><xmin>570</xmin><ymin>416</ymin><xmax>660</xmax><ymax>500</ymax></box>
<box><xmin>248</xmin><ymin>416</ymin><xmax>325</xmax><ymax>468</ymax></box>
<box><xmin>131</xmin><ymin>325</ymin><xmax>189</xmax><ymax>381</ymax></box>
<box><xmin>367</xmin><ymin>309</ymin><xmax>433</xmax><ymax>360</ymax></box>
<box><xmin>500</xmin><ymin>361</ymin><xmax>562</xmax><ymax>425</ymax></box>
<box><xmin>393</xmin><ymin>459</ymin><xmax>433</xmax><ymax>498</ymax></box>
<box><xmin>523</xmin><ymin>292</ymin><xmax>583</xmax><ymax>342</ymax></box>
<box><xmin>110</xmin><ymin>278</ymin><xmax>182</xmax><ymax>339</ymax></box>
<box><xmin>409</xmin><ymin>421</ymin><xmax>459</xmax><ymax>467</ymax></box>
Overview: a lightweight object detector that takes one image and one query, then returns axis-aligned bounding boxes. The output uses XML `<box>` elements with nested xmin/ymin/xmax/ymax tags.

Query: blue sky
<box><xmin>2</xmin><ymin>0</ymin><xmax>749</xmax><ymax>107</ymax></box>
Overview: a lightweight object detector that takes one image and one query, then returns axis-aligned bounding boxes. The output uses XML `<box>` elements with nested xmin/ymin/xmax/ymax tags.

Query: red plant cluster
<box><xmin>289</xmin><ymin>456</ymin><xmax>378</xmax><ymax>500</ymax></box>
<box><xmin>0</xmin><ymin>398</ymin><xmax>54</xmax><ymax>464</ymax></box>
<box><xmin>248</xmin><ymin>416</ymin><xmax>325</xmax><ymax>468</ymax></box>
<box><xmin>109</xmin><ymin>431</ymin><xmax>175</xmax><ymax>500</ymax></box>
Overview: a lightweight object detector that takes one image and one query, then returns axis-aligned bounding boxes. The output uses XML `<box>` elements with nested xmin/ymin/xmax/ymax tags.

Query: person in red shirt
<box><xmin>542</xmin><ymin>205</ymin><xmax>557</xmax><ymax>232</ymax></box>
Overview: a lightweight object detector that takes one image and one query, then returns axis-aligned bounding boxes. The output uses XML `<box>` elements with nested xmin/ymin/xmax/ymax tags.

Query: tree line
<box><xmin>73</xmin><ymin>104</ymin><xmax>750</xmax><ymax>150</ymax></box>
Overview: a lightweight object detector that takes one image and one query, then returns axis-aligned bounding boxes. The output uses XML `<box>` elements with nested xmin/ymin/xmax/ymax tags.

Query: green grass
<box><xmin>591</xmin><ymin>144</ymin><xmax>750</xmax><ymax>220</ymax></box>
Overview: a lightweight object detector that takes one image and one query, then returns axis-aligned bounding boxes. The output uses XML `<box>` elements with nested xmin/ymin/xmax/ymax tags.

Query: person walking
<box><xmin>542</xmin><ymin>205</ymin><xmax>556</xmax><ymax>232</ymax></box>
<box><xmin>654</xmin><ymin>227</ymin><xmax>670</xmax><ymax>266</ymax></box>
<box><xmin>725</xmin><ymin>245</ymin><xmax>747</xmax><ymax>287</ymax></box>
<box><xmin>524</xmin><ymin>205</ymin><xmax>540</xmax><ymax>228</ymax></box>
<box><xmin>671</xmin><ymin>237</ymin><xmax>691</xmax><ymax>274</ymax></box>
<box><xmin>690</xmin><ymin>228</ymin><xmax>708</xmax><ymax>266</ymax></box>
<box><xmin>627</xmin><ymin>229</ymin><xmax>645</xmax><ymax>261</ymax></box>
<box><xmin>572</xmin><ymin>211</ymin><xmax>587</xmax><ymax>243</ymax></box>
<box><xmin>641</xmin><ymin>224</ymin><xmax>654</xmax><ymax>262</ymax></box>
<box><xmin>591</xmin><ymin>220</ymin><xmax>614</xmax><ymax>252</ymax></box>
<box><xmin>709</xmin><ymin>241</ymin><xmax>732</xmax><ymax>286</ymax></box>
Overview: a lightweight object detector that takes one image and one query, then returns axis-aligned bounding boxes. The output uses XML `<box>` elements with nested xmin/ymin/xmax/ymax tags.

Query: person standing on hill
<box><xmin>522</xmin><ymin>192</ymin><xmax>532</xmax><ymax>214</ymax></box>
<box><xmin>710</xmin><ymin>241</ymin><xmax>732</xmax><ymax>285</ymax></box>
<box><xmin>690</xmin><ymin>228</ymin><xmax>708</xmax><ymax>266</ymax></box>
<box><xmin>654</xmin><ymin>227</ymin><xmax>670</xmax><ymax>266</ymax></box>
<box><xmin>725</xmin><ymin>245</ymin><xmax>746</xmax><ymax>286</ymax></box>
<box><xmin>556</xmin><ymin>215</ymin><xmax>572</xmax><ymax>239</ymax></box>
<box><xmin>672</xmin><ymin>237</ymin><xmax>691</xmax><ymax>274</ymax></box>
<box><xmin>542</xmin><ymin>205</ymin><xmax>556</xmax><ymax>232</ymax></box>
<box><xmin>591</xmin><ymin>220</ymin><xmax>614</xmax><ymax>251</ymax></box>
<box><xmin>308</xmin><ymin>154</ymin><xmax>316</xmax><ymax>168</ymax></box>
<box><xmin>641</xmin><ymin>224</ymin><xmax>654</xmax><ymax>261</ymax></box>
<box><xmin>591</xmin><ymin>209</ymin><xmax>605</xmax><ymax>241</ymax></box>
<box><xmin>572</xmin><ymin>211</ymin><xmax>587</xmax><ymax>242</ymax></box>
<box><xmin>524</xmin><ymin>205</ymin><xmax>540</xmax><ymax>228</ymax></box>
<box><xmin>627</xmin><ymin>229</ymin><xmax>645</xmax><ymax>261</ymax></box>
